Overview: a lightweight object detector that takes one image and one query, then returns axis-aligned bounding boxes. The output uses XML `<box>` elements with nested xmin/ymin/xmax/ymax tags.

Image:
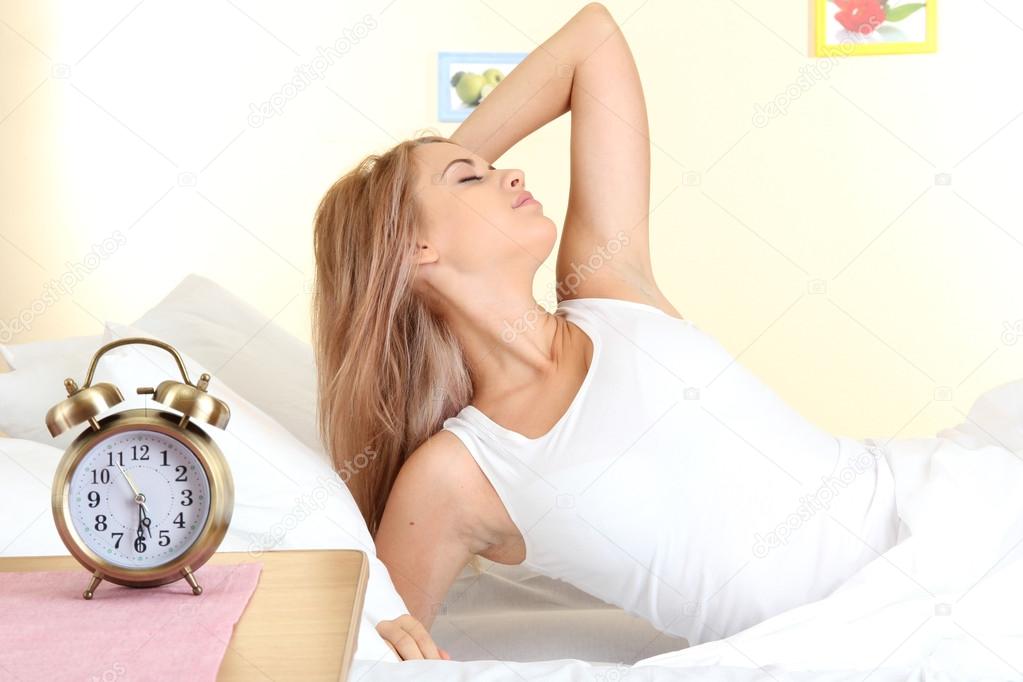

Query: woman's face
<box><xmin>411</xmin><ymin>142</ymin><xmax>556</xmax><ymax>282</ymax></box>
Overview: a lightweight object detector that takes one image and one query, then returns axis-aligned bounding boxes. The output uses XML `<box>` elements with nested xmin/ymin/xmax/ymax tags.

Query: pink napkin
<box><xmin>0</xmin><ymin>562</ymin><xmax>262</xmax><ymax>682</ymax></box>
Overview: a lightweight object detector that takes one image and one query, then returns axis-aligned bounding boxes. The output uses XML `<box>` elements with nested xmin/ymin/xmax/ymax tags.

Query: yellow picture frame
<box><xmin>813</xmin><ymin>0</ymin><xmax>937</xmax><ymax>57</ymax></box>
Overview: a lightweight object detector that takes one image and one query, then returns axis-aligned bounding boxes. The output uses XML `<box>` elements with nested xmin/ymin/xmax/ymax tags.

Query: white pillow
<box><xmin>121</xmin><ymin>274</ymin><xmax>321</xmax><ymax>456</ymax></box>
<box><xmin>0</xmin><ymin>354</ymin><xmax>95</xmax><ymax>452</ymax></box>
<box><xmin>0</xmin><ymin>437</ymin><xmax>67</xmax><ymax>555</ymax></box>
<box><xmin>0</xmin><ymin>333</ymin><xmax>108</xmax><ymax>449</ymax></box>
<box><xmin>0</xmin><ymin>333</ymin><xmax>103</xmax><ymax>371</ymax></box>
<box><xmin>0</xmin><ymin>340</ymin><xmax>405</xmax><ymax>663</ymax></box>
<box><xmin>0</xmin><ymin>274</ymin><xmax>321</xmax><ymax>458</ymax></box>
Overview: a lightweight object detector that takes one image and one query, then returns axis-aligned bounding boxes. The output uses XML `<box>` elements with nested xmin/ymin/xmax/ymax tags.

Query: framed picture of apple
<box><xmin>437</xmin><ymin>51</ymin><xmax>527</xmax><ymax>122</ymax></box>
<box><xmin>813</xmin><ymin>0</ymin><xmax>937</xmax><ymax>57</ymax></box>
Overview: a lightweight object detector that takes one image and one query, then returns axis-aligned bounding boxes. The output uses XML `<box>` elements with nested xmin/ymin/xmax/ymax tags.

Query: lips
<box><xmin>512</xmin><ymin>191</ymin><xmax>534</xmax><ymax>208</ymax></box>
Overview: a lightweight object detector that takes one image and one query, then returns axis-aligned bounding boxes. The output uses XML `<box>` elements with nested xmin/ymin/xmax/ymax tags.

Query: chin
<box><xmin>527</xmin><ymin>216</ymin><xmax>558</xmax><ymax>258</ymax></box>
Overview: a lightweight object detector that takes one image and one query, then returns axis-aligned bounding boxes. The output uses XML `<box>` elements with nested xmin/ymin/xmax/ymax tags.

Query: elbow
<box><xmin>580</xmin><ymin>2</ymin><xmax>614</xmax><ymax>21</ymax></box>
<box><xmin>574</xmin><ymin>2</ymin><xmax>620</xmax><ymax>48</ymax></box>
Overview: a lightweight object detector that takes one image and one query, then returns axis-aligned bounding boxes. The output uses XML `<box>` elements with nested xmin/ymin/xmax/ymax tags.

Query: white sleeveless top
<box><xmin>441</xmin><ymin>297</ymin><xmax>900</xmax><ymax>646</ymax></box>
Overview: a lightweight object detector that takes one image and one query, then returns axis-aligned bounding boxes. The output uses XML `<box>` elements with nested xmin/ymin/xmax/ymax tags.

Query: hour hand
<box><xmin>139</xmin><ymin>505</ymin><xmax>153</xmax><ymax>539</ymax></box>
<box><xmin>136</xmin><ymin>504</ymin><xmax>145</xmax><ymax>541</ymax></box>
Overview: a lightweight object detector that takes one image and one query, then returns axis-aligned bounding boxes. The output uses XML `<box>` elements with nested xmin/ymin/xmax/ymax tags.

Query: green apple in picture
<box><xmin>483</xmin><ymin>68</ymin><xmax>504</xmax><ymax>85</ymax></box>
<box><xmin>480</xmin><ymin>83</ymin><xmax>496</xmax><ymax>101</ymax></box>
<box><xmin>451</xmin><ymin>71</ymin><xmax>487</xmax><ymax>106</ymax></box>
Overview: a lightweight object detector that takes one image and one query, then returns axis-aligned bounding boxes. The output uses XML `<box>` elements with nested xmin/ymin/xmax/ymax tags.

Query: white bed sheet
<box><xmin>431</xmin><ymin>557</ymin><xmax>688</xmax><ymax>664</ymax></box>
<box><xmin>350</xmin><ymin>658</ymin><xmax>906</xmax><ymax>681</ymax></box>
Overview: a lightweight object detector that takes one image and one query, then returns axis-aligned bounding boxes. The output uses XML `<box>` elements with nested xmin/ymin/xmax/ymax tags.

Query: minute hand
<box><xmin>116</xmin><ymin>463</ymin><xmax>150</xmax><ymax>514</ymax></box>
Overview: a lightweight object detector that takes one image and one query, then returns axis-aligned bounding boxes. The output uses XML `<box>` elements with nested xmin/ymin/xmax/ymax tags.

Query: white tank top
<box><xmin>441</xmin><ymin>297</ymin><xmax>900</xmax><ymax>646</ymax></box>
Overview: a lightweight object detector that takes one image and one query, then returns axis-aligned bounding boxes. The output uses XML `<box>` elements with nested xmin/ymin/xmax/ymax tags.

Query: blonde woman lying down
<box><xmin>312</xmin><ymin>3</ymin><xmax>903</xmax><ymax>661</ymax></box>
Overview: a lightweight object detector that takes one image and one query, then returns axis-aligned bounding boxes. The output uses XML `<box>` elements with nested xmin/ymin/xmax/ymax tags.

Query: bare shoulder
<box><xmin>375</xmin><ymin>430</ymin><xmax>495</xmax><ymax>626</ymax></box>
<box><xmin>400</xmin><ymin>429</ymin><xmax>515</xmax><ymax>556</ymax></box>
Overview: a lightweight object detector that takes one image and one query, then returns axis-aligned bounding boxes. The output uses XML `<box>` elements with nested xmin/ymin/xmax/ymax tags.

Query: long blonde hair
<box><xmin>312</xmin><ymin>131</ymin><xmax>475</xmax><ymax>541</ymax></box>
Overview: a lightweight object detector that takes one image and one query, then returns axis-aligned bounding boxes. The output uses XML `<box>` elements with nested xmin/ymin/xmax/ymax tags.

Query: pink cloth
<box><xmin>0</xmin><ymin>562</ymin><xmax>262</xmax><ymax>681</ymax></box>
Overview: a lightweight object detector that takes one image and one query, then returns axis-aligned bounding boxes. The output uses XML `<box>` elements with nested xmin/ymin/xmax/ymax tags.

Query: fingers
<box><xmin>393</xmin><ymin>629</ymin><xmax>426</xmax><ymax>661</ymax></box>
<box><xmin>404</xmin><ymin>616</ymin><xmax>443</xmax><ymax>660</ymax></box>
<box><xmin>376</xmin><ymin>621</ymin><xmax>423</xmax><ymax>660</ymax></box>
<box><xmin>375</xmin><ymin>615</ymin><xmax>447</xmax><ymax>661</ymax></box>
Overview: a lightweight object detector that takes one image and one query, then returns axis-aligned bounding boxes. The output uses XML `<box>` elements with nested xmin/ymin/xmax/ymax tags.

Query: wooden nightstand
<box><xmin>0</xmin><ymin>548</ymin><xmax>369</xmax><ymax>681</ymax></box>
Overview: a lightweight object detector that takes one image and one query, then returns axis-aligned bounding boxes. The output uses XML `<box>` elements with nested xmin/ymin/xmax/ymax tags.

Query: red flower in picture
<box><xmin>834</xmin><ymin>0</ymin><xmax>887</xmax><ymax>35</ymax></box>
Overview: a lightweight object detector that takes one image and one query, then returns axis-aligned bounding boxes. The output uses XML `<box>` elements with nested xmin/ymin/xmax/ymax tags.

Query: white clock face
<box><xmin>67</xmin><ymin>429</ymin><xmax>212</xmax><ymax>569</ymax></box>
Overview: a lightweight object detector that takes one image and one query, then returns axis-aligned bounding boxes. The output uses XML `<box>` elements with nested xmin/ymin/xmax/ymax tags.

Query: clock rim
<box><xmin>51</xmin><ymin>408</ymin><xmax>234</xmax><ymax>588</ymax></box>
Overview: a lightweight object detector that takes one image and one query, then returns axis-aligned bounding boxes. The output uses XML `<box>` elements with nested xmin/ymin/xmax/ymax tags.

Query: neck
<box><xmin>441</xmin><ymin>289</ymin><xmax>562</xmax><ymax>400</ymax></box>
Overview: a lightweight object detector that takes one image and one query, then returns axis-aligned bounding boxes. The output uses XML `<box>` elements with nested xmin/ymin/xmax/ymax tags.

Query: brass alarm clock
<box><xmin>44</xmin><ymin>337</ymin><xmax>234</xmax><ymax>600</ymax></box>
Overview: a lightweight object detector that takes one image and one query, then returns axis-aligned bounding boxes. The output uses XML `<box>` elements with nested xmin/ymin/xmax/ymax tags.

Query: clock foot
<box><xmin>182</xmin><ymin>566</ymin><xmax>203</xmax><ymax>595</ymax></box>
<box><xmin>83</xmin><ymin>572</ymin><xmax>103</xmax><ymax>599</ymax></box>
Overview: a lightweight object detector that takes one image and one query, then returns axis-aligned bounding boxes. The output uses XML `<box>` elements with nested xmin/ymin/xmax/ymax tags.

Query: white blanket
<box><xmin>351</xmin><ymin>378</ymin><xmax>1023</xmax><ymax>680</ymax></box>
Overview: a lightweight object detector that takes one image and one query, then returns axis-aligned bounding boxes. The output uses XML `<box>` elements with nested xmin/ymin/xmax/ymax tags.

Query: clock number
<box><xmin>107</xmin><ymin>451</ymin><xmax>123</xmax><ymax>467</ymax></box>
<box><xmin>173</xmin><ymin>512</ymin><xmax>185</xmax><ymax>529</ymax></box>
<box><xmin>174</xmin><ymin>465</ymin><xmax>188</xmax><ymax>482</ymax></box>
<box><xmin>160</xmin><ymin>449</ymin><xmax>169</xmax><ymax>467</ymax></box>
<box><xmin>94</xmin><ymin>514</ymin><xmax>107</xmax><ymax>531</ymax></box>
<box><xmin>134</xmin><ymin>536</ymin><xmax>147</xmax><ymax>553</ymax></box>
<box><xmin>111</xmin><ymin>532</ymin><xmax>123</xmax><ymax>549</ymax></box>
<box><xmin>159</xmin><ymin>530</ymin><xmax>170</xmax><ymax>547</ymax></box>
<box><xmin>87</xmin><ymin>491</ymin><xmax>100</xmax><ymax>508</ymax></box>
<box><xmin>91</xmin><ymin>469</ymin><xmax>111</xmax><ymax>485</ymax></box>
<box><xmin>131</xmin><ymin>444</ymin><xmax>149</xmax><ymax>461</ymax></box>
<box><xmin>180</xmin><ymin>489</ymin><xmax>193</xmax><ymax>506</ymax></box>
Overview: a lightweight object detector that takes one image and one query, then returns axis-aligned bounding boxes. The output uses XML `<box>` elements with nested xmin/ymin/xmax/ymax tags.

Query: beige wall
<box><xmin>1</xmin><ymin>0</ymin><xmax>1021</xmax><ymax>439</ymax></box>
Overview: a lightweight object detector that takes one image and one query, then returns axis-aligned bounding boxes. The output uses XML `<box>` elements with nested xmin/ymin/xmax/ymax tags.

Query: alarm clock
<box><xmin>44</xmin><ymin>336</ymin><xmax>234</xmax><ymax>600</ymax></box>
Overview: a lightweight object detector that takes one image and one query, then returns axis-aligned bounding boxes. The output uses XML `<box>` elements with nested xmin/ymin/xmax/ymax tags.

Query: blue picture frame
<box><xmin>437</xmin><ymin>51</ymin><xmax>528</xmax><ymax>122</ymax></box>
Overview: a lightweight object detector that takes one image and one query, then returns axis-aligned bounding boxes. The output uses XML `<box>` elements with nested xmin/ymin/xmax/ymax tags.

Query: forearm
<box><xmin>449</xmin><ymin>2</ymin><xmax>616</xmax><ymax>163</ymax></box>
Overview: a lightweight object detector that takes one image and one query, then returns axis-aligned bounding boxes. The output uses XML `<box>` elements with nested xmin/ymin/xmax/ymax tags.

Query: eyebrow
<box><xmin>442</xmin><ymin>158</ymin><xmax>496</xmax><ymax>177</ymax></box>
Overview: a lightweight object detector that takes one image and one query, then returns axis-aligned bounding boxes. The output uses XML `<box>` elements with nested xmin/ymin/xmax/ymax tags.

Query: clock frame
<box><xmin>44</xmin><ymin>337</ymin><xmax>233</xmax><ymax>599</ymax></box>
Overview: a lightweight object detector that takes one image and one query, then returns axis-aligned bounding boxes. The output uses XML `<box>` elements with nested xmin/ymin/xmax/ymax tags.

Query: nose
<box><xmin>506</xmin><ymin>169</ymin><xmax>524</xmax><ymax>189</ymax></box>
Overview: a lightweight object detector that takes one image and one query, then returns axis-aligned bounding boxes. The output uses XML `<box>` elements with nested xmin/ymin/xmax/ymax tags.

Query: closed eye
<box><xmin>459</xmin><ymin>175</ymin><xmax>483</xmax><ymax>183</ymax></box>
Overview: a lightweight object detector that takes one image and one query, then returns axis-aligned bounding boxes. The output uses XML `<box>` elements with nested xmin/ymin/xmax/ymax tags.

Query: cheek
<box><xmin>446</xmin><ymin>213</ymin><xmax>558</xmax><ymax>269</ymax></box>
<box><xmin>440</xmin><ymin>221</ymin><xmax>505</xmax><ymax>270</ymax></box>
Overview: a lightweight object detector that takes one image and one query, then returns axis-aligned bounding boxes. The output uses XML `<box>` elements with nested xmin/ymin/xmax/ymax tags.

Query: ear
<box><xmin>415</xmin><ymin>241</ymin><xmax>439</xmax><ymax>265</ymax></box>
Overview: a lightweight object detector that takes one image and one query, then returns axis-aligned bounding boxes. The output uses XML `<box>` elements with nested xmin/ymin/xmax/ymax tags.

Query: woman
<box><xmin>312</xmin><ymin>3</ymin><xmax>899</xmax><ymax>661</ymax></box>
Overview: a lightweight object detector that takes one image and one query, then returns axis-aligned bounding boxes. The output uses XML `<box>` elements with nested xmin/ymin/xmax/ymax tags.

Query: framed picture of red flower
<box><xmin>813</xmin><ymin>0</ymin><xmax>937</xmax><ymax>56</ymax></box>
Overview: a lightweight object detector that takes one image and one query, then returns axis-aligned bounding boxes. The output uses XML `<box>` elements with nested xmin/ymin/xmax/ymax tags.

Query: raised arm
<box><xmin>448</xmin><ymin>3</ymin><xmax>609</xmax><ymax>164</ymax></box>
<box><xmin>450</xmin><ymin>3</ymin><xmax>675</xmax><ymax>314</ymax></box>
<box><xmin>558</xmin><ymin>5</ymin><xmax>671</xmax><ymax>310</ymax></box>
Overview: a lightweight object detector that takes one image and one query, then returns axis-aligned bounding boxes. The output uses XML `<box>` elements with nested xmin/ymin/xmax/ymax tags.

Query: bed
<box><xmin>3</xmin><ymin>273</ymin><xmax>1022</xmax><ymax>680</ymax></box>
